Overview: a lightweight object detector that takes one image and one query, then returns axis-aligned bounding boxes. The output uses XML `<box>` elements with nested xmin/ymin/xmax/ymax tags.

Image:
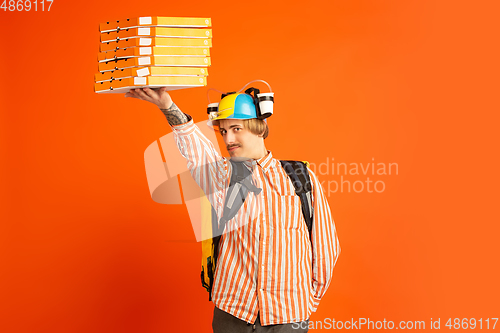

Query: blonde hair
<box><xmin>214</xmin><ymin>118</ymin><xmax>269</xmax><ymax>139</ymax></box>
<box><xmin>242</xmin><ymin>118</ymin><xmax>269</xmax><ymax>139</ymax></box>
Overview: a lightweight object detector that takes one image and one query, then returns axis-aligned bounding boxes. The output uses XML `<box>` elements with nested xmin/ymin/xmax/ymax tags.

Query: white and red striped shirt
<box><xmin>172</xmin><ymin>118</ymin><xmax>340</xmax><ymax>326</ymax></box>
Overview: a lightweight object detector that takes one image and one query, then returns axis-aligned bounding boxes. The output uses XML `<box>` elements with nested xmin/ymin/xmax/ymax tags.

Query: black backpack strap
<box><xmin>218</xmin><ymin>160</ymin><xmax>261</xmax><ymax>232</ymax></box>
<box><xmin>280</xmin><ymin>160</ymin><xmax>314</xmax><ymax>237</ymax></box>
<box><xmin>208</xmin><ymin>160</ymin><xmax>262</xmax><ymax>301</ymax></box>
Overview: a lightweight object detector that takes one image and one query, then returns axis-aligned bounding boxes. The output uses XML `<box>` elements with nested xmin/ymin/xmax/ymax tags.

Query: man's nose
<box><xmin>225</xmin><ymin>130</ymin><xmax>235</xmax><ymax>144</ymax></box>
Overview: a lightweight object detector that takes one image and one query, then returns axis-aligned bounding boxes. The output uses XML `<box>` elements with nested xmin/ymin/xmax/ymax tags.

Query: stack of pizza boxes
<box><xmin>95</xmin><ymin>16</ymin><xmax>212</xmax><ymax>93</ymax></box>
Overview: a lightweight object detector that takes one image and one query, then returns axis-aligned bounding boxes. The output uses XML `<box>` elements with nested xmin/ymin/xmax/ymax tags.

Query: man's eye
<box><xmin>234</xmin><ymin>128</ymin><xmax>241</xmax><ymax>131</ymax></box>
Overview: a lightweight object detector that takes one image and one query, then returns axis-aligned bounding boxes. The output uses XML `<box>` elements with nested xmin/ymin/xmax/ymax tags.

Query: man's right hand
<box><xmin>125</xmin><ymin>87</ymin><xmax>173</xmax><ymax>109</ymax></box>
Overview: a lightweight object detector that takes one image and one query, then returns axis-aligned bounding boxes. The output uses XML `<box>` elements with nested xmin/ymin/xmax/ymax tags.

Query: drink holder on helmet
<box><xmin>244</xmin><ymin>87</ymin><xmax>274</xmax><ymax>120</ymax></box>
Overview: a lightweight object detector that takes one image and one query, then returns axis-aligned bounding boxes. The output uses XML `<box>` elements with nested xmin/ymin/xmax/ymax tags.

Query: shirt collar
<box><xmin>240</xmin><ymin>150</ymin><xmax>276</xmax><ymax>173</ymax></box>
<box><xmin>256</xmin><ymin>150</ymin><xmax>276</xmax><ymax>172</ymax></box>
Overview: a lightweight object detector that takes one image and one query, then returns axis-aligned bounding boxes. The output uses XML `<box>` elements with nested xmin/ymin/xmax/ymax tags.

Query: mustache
<box><xmin>227</xmin><ymin>144</ymin><xmax>241</xmax><ymax>150</ymax></box>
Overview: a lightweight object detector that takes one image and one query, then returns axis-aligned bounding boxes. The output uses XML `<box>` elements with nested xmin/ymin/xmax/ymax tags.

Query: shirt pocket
<box><xmin>279</xmin><ymin>194</ymin><xmax>303</xmax><ymax>229</ymax></box>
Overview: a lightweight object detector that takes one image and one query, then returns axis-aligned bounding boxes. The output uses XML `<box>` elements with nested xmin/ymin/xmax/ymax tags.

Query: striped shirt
<box><xmin>172</xmin><ymin>118</ymin><xmax>340</xmax><ymax>326</ymax></box>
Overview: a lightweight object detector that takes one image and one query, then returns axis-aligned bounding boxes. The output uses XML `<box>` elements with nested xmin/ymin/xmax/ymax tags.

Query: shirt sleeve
<box><xmin>170</xmin><ymin>115</ymin><xmax>231</xmax><ymax>213</ymax></box>
<box><xmin>308</xmin><ymin>168</ymin><xmax>341</xmax><ymax>312</ymax></box>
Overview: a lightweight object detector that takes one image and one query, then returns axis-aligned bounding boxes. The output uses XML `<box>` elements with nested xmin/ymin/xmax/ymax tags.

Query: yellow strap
<box><xmin>200</xmin><ymin>190</ymin><xmax>214</xmax><ymax>285</ymax></box>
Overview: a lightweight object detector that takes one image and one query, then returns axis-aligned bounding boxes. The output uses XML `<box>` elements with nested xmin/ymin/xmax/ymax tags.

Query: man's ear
<box><xmin>259</xmin><ymin>123</ymin><xmax>269</xmax><ymax>139</ymax></box>
<box><xmin>256</xmin><ymin>126</ymin><xmax>265</xmax><ymax>138</ymax></box>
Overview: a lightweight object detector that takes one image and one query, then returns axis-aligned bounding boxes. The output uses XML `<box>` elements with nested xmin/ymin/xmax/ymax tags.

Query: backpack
<box><xmin>200</xmin><ymin>159</ymin><xmax>314</xmax><ymax>301</ymax></box>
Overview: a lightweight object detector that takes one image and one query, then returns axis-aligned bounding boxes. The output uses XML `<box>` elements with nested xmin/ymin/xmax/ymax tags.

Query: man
<box><xmin>126</xmin><ymin>87</ymin><xmax>340</xmax><ymax>332</ymax></box>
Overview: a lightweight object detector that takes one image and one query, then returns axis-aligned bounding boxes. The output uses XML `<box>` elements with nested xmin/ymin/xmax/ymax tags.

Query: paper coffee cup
<box><xmin>207</xmin><ymin>102</ymin><xmax>219</xmax><ymax>120</ymax></box>
<box><xmin>257</xmin><ymin>93</ymin><xmax>274</xmax><ymax>118</ymax></box>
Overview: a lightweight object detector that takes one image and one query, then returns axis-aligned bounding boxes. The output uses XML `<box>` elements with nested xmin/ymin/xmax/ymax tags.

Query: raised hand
<box><xmin>125</xmin><ymin>87</ymin><xmax>173</xmax><ymax>109</ymax></box>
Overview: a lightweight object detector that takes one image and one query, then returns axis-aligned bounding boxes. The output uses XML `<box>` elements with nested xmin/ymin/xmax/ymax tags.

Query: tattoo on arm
<box><xmin>160</xmin><ymin>103</ymin><xmax>189</xmax><ymax>126</ymax></box>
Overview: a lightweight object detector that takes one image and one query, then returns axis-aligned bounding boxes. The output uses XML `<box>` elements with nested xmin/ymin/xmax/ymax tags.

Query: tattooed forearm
<box><xmin>160</xmin><ymin>102</ymin><xmax>189</xmax><ymax>126</ymax></box>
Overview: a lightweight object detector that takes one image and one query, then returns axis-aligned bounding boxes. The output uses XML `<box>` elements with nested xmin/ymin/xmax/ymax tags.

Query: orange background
<box><xmin>1</xmin><ymin>1</ymin><xmax>499</xmax><ymax>332</ymax></box>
